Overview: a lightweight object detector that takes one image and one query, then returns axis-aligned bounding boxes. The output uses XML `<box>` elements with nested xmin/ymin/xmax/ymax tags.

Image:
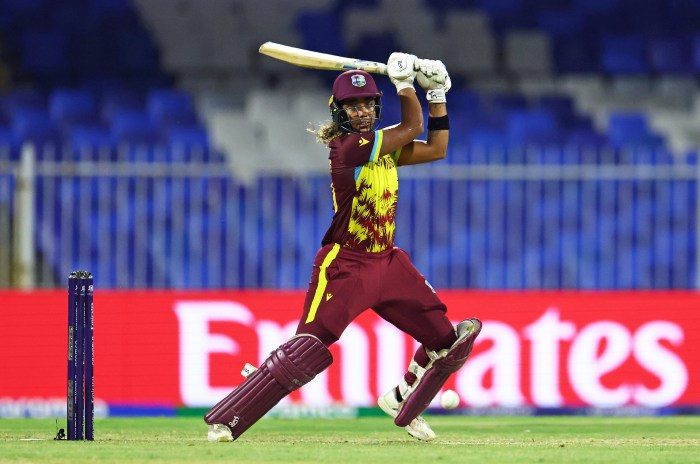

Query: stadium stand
<box><xmin>0</xmin><ymin>0</ymin><xmax>698</xmax><ymax>289</ymax></box>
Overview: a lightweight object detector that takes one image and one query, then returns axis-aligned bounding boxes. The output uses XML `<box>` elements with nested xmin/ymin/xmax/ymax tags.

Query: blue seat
<box><xmin>161</xmin><ymin>125</ymin><xmax>211</xmax><ymax>162</ymax></box>
<box><xmin>648</xmin><ymin>37</ymin><xmax>692</xmax><ymax>74</ymax></box>
<box><xmin>69</xmin><ymin>125</ymin><xmax>116</xmax><ymax>151</ymax></box>
<box><xmin>0</xmin><ymin>126</ymin><xmax>20</xmax><ymax>160</ymax></box>
<box><xmin>552</xmin><ymin>37</ymin><xmax>599</xmax><ymax>73</ymax></box>
<box><xmin>164</xmin><ymin>125</ymin><xmax>209</xmax><ymax>149</ymax></box>
<box><xmin>537</xmin><ymin>94</ymin><xmax>576</xmax><ymax>127</ymax></box>
<box><xmin>487</xmin><ymin>94</ymin><xmax>528</xmax><ymax>127</ymax></box>
<box><xmin>466</xmin><ymin>127</ymin><xmax>507</xmax><ymax>159</ymax></box>
<box><xmin>100</xmin><ymin>88</ymin><xmax>144</xmax><ymax>123</ymax></box>
<box><xmin>564</xmin><ymin>128</ymin><xmax>608</xmax><ymax>152</ymax></box>
<box><xmin>607</xmin><ymin>112</ymin><xmax>665</xmax><ymax>149</ymax></box>
<box><xmin>690</xmin><ymin>35</ymin><xmax>700</xmax><ymax>72</ymax></box>
<box><xmin>600</xmin><ymin>35</ymin><xmax>647</xmax><ymax>74</ymax></box>
<box><xmin>296</xmin><ymin>9</ymin><xmax>345</xmax><ymax>56</ymax></box>
<box><xmin>0</xmin><ymin>89</ymin><xmax>45</xmax><ymax>121</ymax></box>
<box><xmin>506</xmin><ymin>110</ymin><xmax>559</xmax><ymax>146</ymax></box>
<box><xmin>109</xmin><ymin>109</ymin><xmax>157</xmax><ymax>144</ymax></box>
<box><xmin>11</xmin><ymin>109</ymin><xmax>60</xmax><ymax>149</ymax></box>
<box><xmin>448</xmin><ymin>88</ymin><xmax>482</xmax><ymax>114</ymax></box>
<box><xmin>146</xmin><ymin>89</ymin><xmax>197</xmax><ymax>127</ymax></box>
<box><xmin>490</xmin><ymin>94</ymin><xmax>528</xmax><ymax>112</ymax></box>
<box><xmin>49</xmin><ymin>89</ymin><xmax>98</xmax><ymax>125</ymax></box>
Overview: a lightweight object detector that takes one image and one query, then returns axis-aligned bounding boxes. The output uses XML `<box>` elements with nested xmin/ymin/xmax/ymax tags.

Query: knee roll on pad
<box><xmin>395</xmin><ymin>318</ymin><xmax>481</xmax><ymax>427</ymax></box>
<box><xmin>204</xmin><ymin>334</ymin><xmax>333</xmax><ymax>440</ymax></box>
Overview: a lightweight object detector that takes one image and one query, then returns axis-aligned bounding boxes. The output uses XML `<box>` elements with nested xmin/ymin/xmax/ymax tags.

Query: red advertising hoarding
<box><xmin>1</xmin><ymin>290</ymin><xmax>698</xmax><ymax>411</ymax></box>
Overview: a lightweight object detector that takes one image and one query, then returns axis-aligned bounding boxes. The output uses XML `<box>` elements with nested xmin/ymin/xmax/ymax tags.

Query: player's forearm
<box><xmin>428</xmin><ymin>102</ymin><xmax>447</xmax><ymax>118</ymax></box>
<box><xmin>397</xmin><ymin>89</ymin><xmax>424</xmax><ymax>137</ymax></box>
<box><xmin>426</xmin><ymin>103</ymin><xmax>448</xmax><ymax>157</ymax></box>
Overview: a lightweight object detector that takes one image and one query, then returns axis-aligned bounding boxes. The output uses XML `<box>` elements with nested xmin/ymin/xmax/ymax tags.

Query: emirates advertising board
<box><xmin>1</xmin><ymin>290</ymin><xmax>698</xmax><ymax>417</ymax></box>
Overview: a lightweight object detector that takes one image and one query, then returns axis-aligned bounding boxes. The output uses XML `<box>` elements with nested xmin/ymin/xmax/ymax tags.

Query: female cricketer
<box><xmin>204</xmin><ymin>52</ymin><xmax>481</xmax><ymax>442</ymax></box>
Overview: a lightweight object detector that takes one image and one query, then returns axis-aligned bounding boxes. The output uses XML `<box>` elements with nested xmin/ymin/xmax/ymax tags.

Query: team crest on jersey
<box><xmin>351</xmin><ymin>74</ymin><xmax>367</xmax><ymax>87</ymax></box>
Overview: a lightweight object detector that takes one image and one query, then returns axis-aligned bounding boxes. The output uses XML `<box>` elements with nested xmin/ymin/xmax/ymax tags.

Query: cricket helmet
<box><xmin>329</xmin><ymin>70</ymin><xmax>382</xmax><ymax>133</ymax></box>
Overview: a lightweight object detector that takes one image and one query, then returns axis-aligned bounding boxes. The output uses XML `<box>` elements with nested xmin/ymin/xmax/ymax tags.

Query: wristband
<box><xmin>426</xmin><ymin>89</ymin><xmax>446</xmax><ymax>103</ymax></box>
<box><xmin>427</xmin><ymin>115</ymin><xmax>450</xmax><ymax>131</ymax></box>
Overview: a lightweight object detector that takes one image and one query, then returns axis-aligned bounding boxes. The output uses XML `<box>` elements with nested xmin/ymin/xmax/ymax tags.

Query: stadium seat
<box><xmin>62</xmin><ymin>128</ymin><xmax>115</xmax><ymax>163</ymax></box>
<box><xmin>109</xmin><ymin>109</ymin><xmax>158</xmax><ymax>144</ymax></box>
<box><xmin>100</xmin><ymin>87</ymin><xmax>145</xmax><ymax>123</ymax></box>
<box><xmin>607</xmin><ymin>112</ymin><xmax>665</xmax><ymax>149</ymax></box>
<box><xmin>564</xmin><ymin>128</ymin><xmax>608</xmax><ymax>153</ymax></box>
<box><xmin>49</xmin><ymin>89</ymin><xmax>98</xmax><ymax>126</ymax></box>
<box><xmin>161</xmin><ymin>124</ymin><xmax>211</xmax><ymax>162</ymax></box>
<box><xmin>505</xmin><ymin>110</ymin><xmax>559</xmax><ymax>146</ymax></box>
<box><xmin>68</xmin><ymin>125</ymin><xmax>116</xmax><ymax>153</ymax></box>
<box><xmin>648</xmin><ymin>36</ymin><xmax>692</xmax><ymax>74</ymax></box>
<box><xmin>147</xmin><ymin>89</ymin><xmax>198</xmax><ymax>127</ymax></box>
<box><xmin>690</xmin><ymin>34</ymin><xmax>700</xmax><ymax>72</ymax></box>
<box><xmin>467</xmin><ymin>127</ymin><xmax>508</xmax><ymax>157</ymax></box>
<box><xmin>600</xmin><ymin>35</ymin><xmax>647</xmax><ymax>74</ymax></box>
<box><xmin>0</xmin><ymin>89</ymin><xmax>45</xmax><ymax>121</ymax></box>
<box><xmin>552</xmin><ymin>37</ymin><xmax>599</xmax><ymax>73</ymax></box>
<box><xmin>11</xmin><ymin>109</ymin><xmax>61</xmax><ymax>151</ymax></box>
<box><xmin>0</xmin><ymin>126</ymin><xmax>20</xmax><ymax>160</ymax></box>
<box><xmin>537</xmin><ymin>95</ymin><xmax>576</xmax><ymax>128</ymax></box>
<box><xmin>296</xmin><ymin>9</ymin><xmax>345</xmax><ymax>56</ymax></box>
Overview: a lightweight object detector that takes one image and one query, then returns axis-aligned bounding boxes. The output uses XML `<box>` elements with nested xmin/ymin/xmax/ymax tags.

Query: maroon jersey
<box><xmin>322</xmin><ymin>129</ymin><xmax>401</xmax><ymax>252</ymax></box>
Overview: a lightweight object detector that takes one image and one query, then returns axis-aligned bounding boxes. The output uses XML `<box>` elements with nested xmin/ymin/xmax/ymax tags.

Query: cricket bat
<box><xmin>259</xmin><ymin>42</ymin><xmax>388</xmax><ymax>75</ymax></box>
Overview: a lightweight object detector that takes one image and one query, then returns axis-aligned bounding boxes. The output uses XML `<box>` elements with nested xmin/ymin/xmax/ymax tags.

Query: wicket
<box><xmin>67</xmin><ymin>271</ymin><xmax>94</xmax><ymax>440</ymax></box>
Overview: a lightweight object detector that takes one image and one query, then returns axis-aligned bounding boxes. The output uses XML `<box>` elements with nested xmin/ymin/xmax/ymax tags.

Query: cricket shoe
<box><xmin>378</xmin><ymin>388</ymin><xmax>436</xmax><ymax>441</ymax></box>
<box><xmin>207</xmin><ymin>423</ymin><xmax>233</xmax><ymax>442</ymax></box>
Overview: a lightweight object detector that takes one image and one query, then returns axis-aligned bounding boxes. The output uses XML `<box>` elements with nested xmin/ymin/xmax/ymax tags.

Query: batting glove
<box><xmin>416</xmin><ymin>59</ymin><xmax>451</xmax><ymax>103</ymax></box>
<box><xmin>387</xmin><ymin>52</ymin><xmax>417</xmax><ymax>93</ymax></box>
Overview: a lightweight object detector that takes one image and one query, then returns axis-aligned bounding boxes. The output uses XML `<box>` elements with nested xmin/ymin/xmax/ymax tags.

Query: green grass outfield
<box><xmin>1</xmin><ymin>416</ymin><xmax>699</xmax><ymax>464</ymax></box>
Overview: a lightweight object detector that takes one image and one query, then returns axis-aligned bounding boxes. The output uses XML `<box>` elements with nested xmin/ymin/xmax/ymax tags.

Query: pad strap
<box><xmin>204</xmin><ymin>334</ymin><xmax>332</xmax><ymax>440</ymax></box>
<box><xmin>395</xmin><ymin>319</ymin><xmax>481</xmax><ymax>427</ymax></box>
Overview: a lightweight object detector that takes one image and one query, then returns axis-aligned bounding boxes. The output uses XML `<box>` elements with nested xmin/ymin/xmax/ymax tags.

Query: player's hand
<box><xmin>387</xmin><ymin>52</ymin><xmax>417</xmax><ymax>93</ymax></box>
<box><xmin>416</xmin><ymin>59</ymin><xmax>451</xmax><ymax>103</ymax></box>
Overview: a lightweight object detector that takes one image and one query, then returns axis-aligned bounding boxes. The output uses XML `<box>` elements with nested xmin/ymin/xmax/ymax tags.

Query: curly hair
<box><xmin>307</xmin><ymin>120</ymin><xmax>342</xmax><ymax>146</ymax></box>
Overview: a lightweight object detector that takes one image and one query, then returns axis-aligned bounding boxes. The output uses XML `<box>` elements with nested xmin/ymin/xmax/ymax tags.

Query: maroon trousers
<box><xmin>296</xmin><ymin>243</ymin><xmax>456</xmax><ymax>351</ymax></box>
